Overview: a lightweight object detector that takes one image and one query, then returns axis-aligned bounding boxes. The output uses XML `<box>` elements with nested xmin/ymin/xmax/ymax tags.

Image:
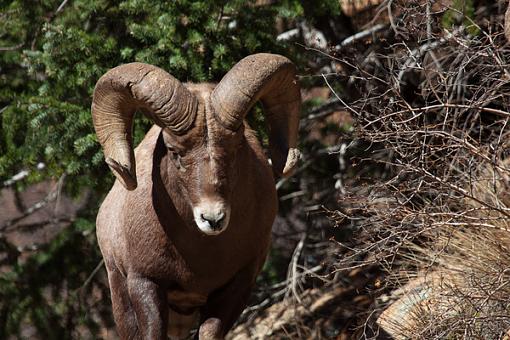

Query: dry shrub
<box><xmin>376</xmin><ymin>177</ymin><xmax>510</xmax><ymax>338</ymax></box>
<box><xmin>328</xmin><ymin>1</ymin><xmax>510</xmax><ymax>338</ymax></box>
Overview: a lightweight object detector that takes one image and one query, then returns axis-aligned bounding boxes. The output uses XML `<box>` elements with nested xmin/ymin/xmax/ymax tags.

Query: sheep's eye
<box><xmin>166</xmin><ymin>146</ymin><xmax>186</xmax><ymax>172</ymax></box>
<box><xmin>172</xmin><ymin>152</ymin><xmax>186</xmax><ymax>171</ymax></box>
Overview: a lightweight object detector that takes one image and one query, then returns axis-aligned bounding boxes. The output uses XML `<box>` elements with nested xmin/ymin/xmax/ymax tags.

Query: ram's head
<box><xmin>91</xmin><ymin>53</ymin><xmax>300</xmax><ymax>235</ymax></box>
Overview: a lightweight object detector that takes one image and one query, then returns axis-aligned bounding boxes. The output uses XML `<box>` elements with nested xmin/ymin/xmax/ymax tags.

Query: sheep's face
<box><xmin>162</xmin><ymin>103</ymin><xmax>244</xmax><ymax>236</ymax></box>
<box><xmin>93</xmin><ymin>56</ymin><xmax>300</xmax><ymax>220</ymax></box>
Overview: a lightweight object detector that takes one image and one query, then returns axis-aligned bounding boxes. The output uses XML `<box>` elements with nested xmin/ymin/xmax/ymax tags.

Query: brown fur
<box><xmin>96</xmin><ymin>85</ymin><xmax>278</xmax><ymax>339</ymax></box>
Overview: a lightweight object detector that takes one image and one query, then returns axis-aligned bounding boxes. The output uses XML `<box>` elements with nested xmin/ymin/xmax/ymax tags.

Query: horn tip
<box><xmin>105</xmin><ymin>157</ymin><xmax>138</xmax><ymax>190</ymax></box>
<box><xmin>282</xmin><ymin>148</ymin><xmax>300</xmax><ymax>177</ymax></box>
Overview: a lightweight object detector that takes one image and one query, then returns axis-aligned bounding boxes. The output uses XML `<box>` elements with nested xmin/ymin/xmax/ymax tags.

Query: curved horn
<box><xmin>91</xmin><ymin>62</ymin><xmax>198</xmax><ymax>190</ymax></box>
<box><xmin>211</xmin><ymin>53</ymin><xmax>301</xmax><ymax>177</ymax></box>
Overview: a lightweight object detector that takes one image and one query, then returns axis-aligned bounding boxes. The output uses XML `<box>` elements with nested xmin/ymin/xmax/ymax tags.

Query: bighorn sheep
<box><xmin>92</xmin><ymin>53</ymin><xmax>301</xmax><ymax>339</ymax></box>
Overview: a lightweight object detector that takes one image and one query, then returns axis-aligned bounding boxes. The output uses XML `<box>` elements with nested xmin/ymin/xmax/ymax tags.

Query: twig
<box><xmin>321</xmin><ymin>74</ymin><xmax>359</xmax><ymax>116</ymax></box>
<box><xmin>277</xmin><ymin>28</ymin><xmax>300</xmax><ymax>42</ymax></box>
<box><xmin>387</xmin><ymin>0</ymin><xmax>399</xmax><ymax>36</ymax></box>
<box><xmin>335</xmin><ymin>24</ymin><xmax>387</xmax><ymax>49</ymax></box>
<box><xmin>363</xmin><ymin>103</ymin><xmax>510</xmax><ymax>130</ymax></box>
<box><xmin>0</xmin><ymin>173</ymin><xmax>65</xmax><ymax>233</ymax></box>
<box><xmin>80</xmin><ymin>259</ymin><xmax>105</xmax><ymax>290</ymax></box>
<box><xmin>55</xmin><ymin>0</ymin><xmax>70</xmax><ymax>14</ymax></box>
<box><xmin>2</xmin><ymin>163</ymin><xmax>46</xmax><ymax>187</ymax></box>
<box><xmin>286</xmin><ymin>233</ymin><xmax>307</xmax><ymax>304</ymax></box>
<box><xmin>302</xmin><ymin>98</ymin><xmax>342</xmax><ymax>122</ymax></box>
<box><xmin>397</xmin><ymin>27</ymin><xmax>465</xmax><ymax>85</ymax></box>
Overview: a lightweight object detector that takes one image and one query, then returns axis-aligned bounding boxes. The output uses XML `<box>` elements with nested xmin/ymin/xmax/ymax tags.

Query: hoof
<box><xmin>198</xmin><ymin>318</ymin><xmax>223</xmax><ymax>340</ymax></box>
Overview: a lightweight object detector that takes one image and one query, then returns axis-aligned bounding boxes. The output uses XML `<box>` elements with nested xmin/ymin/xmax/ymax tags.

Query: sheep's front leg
<box><xmin>198</xmin><ymin>264</ymin><xmax>259</xmax><ymax>339</ymax></box>
<box><xmin>127</xmin><ymin>274</ymin><xmax>168</xmax><ymax>340</ymax></box>
<box><xmin>105</xmin><ymin>261</ymin><xmax>139</xmax><ymax>340</ymax></box>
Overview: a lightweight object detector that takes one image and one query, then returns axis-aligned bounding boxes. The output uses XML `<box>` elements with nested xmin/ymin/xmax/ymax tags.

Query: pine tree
<box><xmin>0</xmin><ymin>0</ymin><xmax>340</xmax><ymax>337</ymax></box>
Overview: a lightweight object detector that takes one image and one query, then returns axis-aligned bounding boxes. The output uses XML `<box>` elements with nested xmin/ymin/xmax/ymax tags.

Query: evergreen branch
<box><xmin>30</xmin><ymin>0</ymin><xmax>71</xmax><ymax>50</ymax></box>
<box><xmin>0</xmin><ymin>43</ymin><xmax>24</xmax><ymax>52</ymax></box>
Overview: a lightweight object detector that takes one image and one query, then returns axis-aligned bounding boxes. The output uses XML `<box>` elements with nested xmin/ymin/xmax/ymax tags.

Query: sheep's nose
<box><xmin>200</xmin><ymin>213</ymin><xmax>225</xmax><ymax>230</ymax></box>
<box><xmin>193</xmin><ymin>201</ymin><xmax>230</xmax><ymax>235</ymax></box>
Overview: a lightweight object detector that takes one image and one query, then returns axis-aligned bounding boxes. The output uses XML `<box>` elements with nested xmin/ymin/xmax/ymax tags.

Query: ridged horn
<box><xmin>211</xmin><ymin>53</ymin><xmax>301</xmax><ymax>177</ymax></box>
<box><xmin>91</xmin><ymin>62</ymin><xmax>198</xmax><ymax>190</ymax></box>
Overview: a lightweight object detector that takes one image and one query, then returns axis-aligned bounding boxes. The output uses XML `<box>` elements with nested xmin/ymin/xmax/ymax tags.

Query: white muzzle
<box><xmin>192</xmin><ymin>201</ymin><xmax>230</xmax><ymax>235</ymax></box>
